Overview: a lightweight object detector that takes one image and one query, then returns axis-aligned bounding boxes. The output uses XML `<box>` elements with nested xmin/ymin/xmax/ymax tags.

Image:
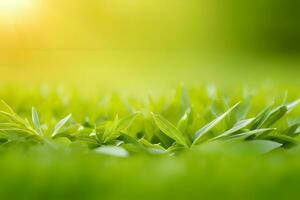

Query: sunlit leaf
<box><xmin>32</xmin><ymin>107</ymin><xmax>43</xmax><ymax>135</ymax></box>
<box><xmin>193</xmin><ymin>102</ymin><xmax>240</xmax><ymax>145</ymax></box>
<box><xmin>227</xmin><ymin>128</ymin><xmax>276</xmax><ymax>141</ymax></box>
<box><xmin>210</xmin><ymin>118</ymin><xmax>255</xmax><ymax>141</ymax></box>
<box><xmin>152</xmin><ymin>113</ymin><xmax>190</xmax><ymax>148</ymax></box>
<box><xmin>52</xmin><ymin>114</ymin><xmax>72</xmax><ymax>137</ymax></box>
<box><xmin>95</xmin><ymin>146</ymin><xmax>129</xmax><ymax>157</ymax></box>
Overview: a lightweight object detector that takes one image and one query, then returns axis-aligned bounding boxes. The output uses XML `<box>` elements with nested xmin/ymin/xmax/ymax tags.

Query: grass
<box><xmin>1</xmin><ymin>84</ymin><xmax>300</xmax><ymax>154</ymax></box>
<box><xmin>1</xmin><ymin>84</ymin><xmax>300</xmax><ymax>199</ymax></box>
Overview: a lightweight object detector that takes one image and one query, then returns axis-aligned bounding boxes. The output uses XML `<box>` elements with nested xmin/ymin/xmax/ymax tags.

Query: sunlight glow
<box><xmin>0</xmin><ymin>0</ymin><xmax>34</xmax><ymax>19</ymax></box>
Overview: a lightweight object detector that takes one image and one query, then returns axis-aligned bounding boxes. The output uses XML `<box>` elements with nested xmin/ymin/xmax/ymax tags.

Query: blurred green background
<box><xmin>0</xmin><ymin>0</ymin><xmax>300</xmax><ymax>89</ymax></box>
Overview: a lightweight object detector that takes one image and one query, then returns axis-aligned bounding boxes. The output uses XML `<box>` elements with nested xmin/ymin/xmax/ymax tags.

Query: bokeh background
<box><xmin>0</xmin><ymin>0</ymin><xmax>300</xmax><ymax>90</ymax></box>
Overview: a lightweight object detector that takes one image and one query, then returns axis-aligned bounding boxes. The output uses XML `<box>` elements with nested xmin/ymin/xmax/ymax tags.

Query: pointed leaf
<box><xmin>282</xmin><ymin>123</ymin><xmax>300</xmax><ymax>136</ymax></box>
<box><xmin>102</xmin><ymin>115</ymin><xmax>119</xmax><ymax>142</ymax></box>
<box><xmin>287</xmin><ymin>99</ymin><xmax>300</xmax><ymax>113</ymax></box>
<box><xmin>193</xmin><ymin>102</ymin><xmax>240</xmax><ymax>145</ymax></box>
<box><xmin>262</xmin><ymin>135</ymin><xmax>299</xmax><ymax>148</ymax></box>
<box><xmin>152</xmin><ymin>113</ymin><xmax>190</xmax><ymax>147</ymax></box>
<box><xmin>210</xmin><ymin>118</ymin><xmax>255</xmax><ymax>141</ymax></box>
<box><xmin>52</xmin><ymin>114</ymin><xmax>72</xmax><ymax>137</ymax></box>
<box><xmin>103</xmin><ymin>113</ymin><xmax>140</xmax><ymax>143</ymax></box>
<box><xmin>251</xmin><ymin>104</ymin><xmax>274</xmax><ymax>129</ymax></box>
<box><xmin>119</xmin><ymin>133</ymin><xmax>148</xmax><ymax>152</ymax></box>
<box><xmin>177</xmin><ymin>108</ymin><xmax>191</xmax><ymax>132</ymax></box>
<box><xmin>115</xmin><ymin>112</ymin><xmax>140</xmax><ymax>132</ymax></box>
<box><xmin>0</xmin><ymin>100</ymin><xmax>16</xmax><ymax>115</ymax></box>
<box><xmin>261</xmin><ymin>105</ymin><xmax>287</xmax><ymax>127</ymax></box>
<box><xmin>227</xmin><ymin>128</ymin><xmax>276</xmax><ymax>141</ymax></box>
<box><xmin>32</xmin><ymin>107</ymin><xmax>42</xmax><ymax>135</ymax></box>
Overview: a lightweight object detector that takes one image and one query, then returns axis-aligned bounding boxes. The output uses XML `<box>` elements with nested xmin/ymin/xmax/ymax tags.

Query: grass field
<box><xmin>1</xmin><ymin>78</ymin><xmax>300</xmax><ymax>199</ymax></box>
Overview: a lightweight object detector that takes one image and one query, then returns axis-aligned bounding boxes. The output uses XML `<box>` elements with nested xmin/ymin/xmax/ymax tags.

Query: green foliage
<box><xmin>152</xmin><ymin>113</ymin><xmax>190</xmax><ymax>148</ymax></box>
<box><xmin>1</xmin><ymin>86</ymin><xmax>300</xmax><ymax>199</ymax></box>
<box><xmin>192</xmin><ymin>102</ymin><xmax>240</xmax><ymax>145</ymax></box>
<box><xmin>0</xmin><ymin>86</ymin><xmax>300</xmax><ymax>156</ymax></box>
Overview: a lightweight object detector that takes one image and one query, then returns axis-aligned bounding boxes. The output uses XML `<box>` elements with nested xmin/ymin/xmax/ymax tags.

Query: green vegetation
<box><xmin>2</xmin><ymin>85</ymin><xmax>300</xmax><ymax>155</ymax></box>
<box><xmin>1</xmin><ymin>85</ymin><xmax>300</xmax><ymax>199</ymax></box>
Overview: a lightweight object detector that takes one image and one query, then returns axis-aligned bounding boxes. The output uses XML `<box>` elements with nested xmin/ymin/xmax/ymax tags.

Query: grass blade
<box><xmin>287</xmin><ymin>99</ymin><xmax>300</xmax><ymax>113</ymax></box>
<box><xmin>262</xmin><ymin>135</ymin><xmax>299</xmax><ymax>148</ymax></box>
<box><xmin>261</xmin><ymin>105</ymin><xmax>287</xmax><ymax>127</ymax></box>
<box><xmin>210</xmin><ymin>118</ymin><xmax>255</xmax><ymax>141</ymax></box>
<box><xmin>0</xmin><ymin>100</ymin><xmax>16</xmax><ymax>114</ymax></box>
<box><xmin>250</xmin><ymin>104</ymin><xmax>274</xmax><ymax>130</ymax></box>
<box><xmin>52</xmin><ymin>114</ymin><xmax>72</xmax><ymax>137</ymax></box>
<box><xmin>32</xmin><ymin>107</ymin><xmax>42</xmax><ymax>135</ymax></box>
<box><xmin>282</xmin><ymin>123</ymin><xmax>300</xmax><ymax>136</ymax></box>
<box><xmin>177</xmin><ymin>108</ymin><xmax>191</xmax><ymax>132</ymax></box>
<box><xmin>152</xmin><ymin>113</ymin><xmax>190</xmax><ymax>148</ymax></box>
<box><xmin>103</xmin><ymin>112</ymin><xmax>140</xmax><ymax>143</ymax></box>
<box><xmin>227</xmin><ymin>128</ymin><xmax>276</xmax><ymax>140</ymax></box>
<box><xmin>192</xmin><ymin>102</ymin><xmax>240</xmax><ymax>145</ymax></box>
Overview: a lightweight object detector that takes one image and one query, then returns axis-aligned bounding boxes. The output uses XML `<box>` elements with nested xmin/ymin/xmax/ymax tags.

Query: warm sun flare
<box><xmin>0</xmin><ymin>0</ymin><xmax>34</xmax><ymax>19</ymax></box>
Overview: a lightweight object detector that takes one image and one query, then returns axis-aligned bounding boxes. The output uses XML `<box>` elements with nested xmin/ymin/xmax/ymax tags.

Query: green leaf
<box><xmin>282</xmin><ymin>123</ymin><xmax>300</xmax><ymax>136</ymax></box>
<box><xmin>52</xmin><ymin>114</ymin><xmax>72</xmax><ymax>137</ymax></box>
<box><xmin>139</xmin><ymin>138</ymin><xmax>166</xmax><ymax>154</ymax></box>
<box><xmin>115</xmin><ymin>112</ymin><xmax>140</xmax><ymax>132</ymax></box>
<box><xmin>119</xmin><ymin>134</ymin><xmax>154</xmax><ymax>154</ymax></box>
<box><xmin>52</xmin><ymin>124</ymin><xmax>81</xmax><ymax>141</ymax></box>
<box><xmin>227</xmin><ymin>128</ymin><xmax>276</xmax><ymax>140</ymax></box>
<box><xmin>102</xmin><ymin>115</ymin><xmax>119</xmax><ymax>143</ymax></box>
<box><xmin>261</xmin><ymin>105</ymin><xmax>287</xmax><ymax>127</ymax></box>
<box><xmin>152</xmin><ymin>113</ymin><xmax>190</xmax><ymax>148</ymax></box>
<box><xmin>94</xmin><ymin>146</ymin><xmax>129</xmax><ymax>157</ymax></box>
<box><xmin>0</xmin><ymin>102</ymin><xmax>41</xmax><ymax>138</ymax></box>
<box><xmin>32</xmin><ymin>107</ymin><xmax>42</xmax><ymax>135</ymax></box>
<box><xmin>250</xmin><ymin>104</ymin><xmax>274</xmax><ymax>130</ymax></box>
<box><xmin>0</xmin><ymin>110</ymin><xmax>27</xmax><ymax>128</ymax></box>
<box><xmin>0</xmin><ymin>128</ymin><xmax>36</xmax><ymax>138</ymax></box>
<box><xmin>244</xmin><ymin>140</ymin><xmax>282</xmax><ymax>153</ymax></box>
<box><xmin>210</xmin><ymin>118</ymin><xmax>255</xmax><ymax>141</ymax></box>
<box><xmin>177</xmin><ymin>108</ymin><xmax>191</xmax><ymax>132</ymax></box>
<box><xmin>235</xmin><ymin>97</ymin><xmax>251</xmax><ymax>121</ymax></box>
<box><xmin>181</xmin><ymin>84</ymin><xmax>190</xmax><ymax>110</ymax></box>
<box><xmin>0</xmin><ymin>122</ymin><xmax>22</xmax><ymax>129</ymax></box>
<box><xmin>262</xmin><ymin>135</ymin><xmax>299</xmax><ymax>148</ymax></box>
<box><xmin>52</xmin><ymin>133</ymin><xmax>77</xmax><ymax>141</ymax></box>
<box><xmin>287</xmin><ymin>99</ymin><xmax>300</xmax><ymax>113</ymax></box>
<box><xmin>143</xmin><ymin>115</ymin><xmax>155</xmax><ymax>140</ymax></box>
<box><xmin>119</xmin><ymin>133</ymin><xmax>148</xmax><ymax>153</ymax></box>
<box><xmin>192</xmin><ymin>102</ymin><xmax>240</xmax><ymax>145</ymax></box>
<box><xmin>103</xmin><ymin>112</ymin><xmax>140</xmax><ymax>143</ymax></box>
<box><xmin>0</xmin><ymin>100</ymin><xmax>16</xmax><ymax>115</ymax></box>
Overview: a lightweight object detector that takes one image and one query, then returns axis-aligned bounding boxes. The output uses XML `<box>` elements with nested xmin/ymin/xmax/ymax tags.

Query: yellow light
<box><xmin>0</xmin><ymin>0</ymin><xmax>34</xmax><ymax>19</ymax></box>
